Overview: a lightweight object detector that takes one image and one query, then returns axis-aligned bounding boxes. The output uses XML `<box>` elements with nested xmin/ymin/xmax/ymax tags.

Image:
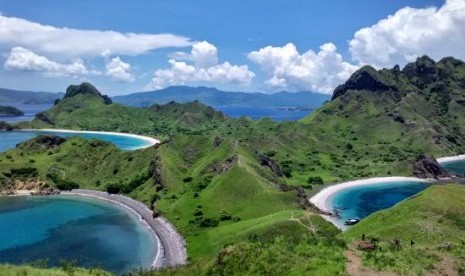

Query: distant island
<box><xmin>0</xmin><ymin>105</ymin><xmax>24</xmax><ymax>117</ymax></box>
<box><xmin>112</xmin><ymin>86</ymin><xmax>330</xmax><ymax>108</ymax></box>
<box><xmin>0</xmin><ymin>88</ymin><xmax>63</xmax><ymax>105</ymax></box>
<box><xmin>3</xmin><ymin>55</ymin><xmax>465</xmax><ymax>275</ymax></box>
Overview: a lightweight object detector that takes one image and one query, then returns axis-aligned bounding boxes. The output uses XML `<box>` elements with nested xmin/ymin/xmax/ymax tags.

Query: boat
<box><xmin>344</xmin><ymin>218</ymin><xmax>360</xmax><ymax>225</ymax></box>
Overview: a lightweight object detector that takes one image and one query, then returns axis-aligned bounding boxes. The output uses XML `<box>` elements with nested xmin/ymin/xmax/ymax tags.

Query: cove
<box><xmin>316</xmin><ymin>179</ymin><xmax>430</xmax><ymax>229</ymax></box>
<box><xmin>0</xmin><ymin>195</ymin><xmax>157</xmax><ymax>274</ymax></box>
<box><xmin>440</xmin><ymin>160</ymin><xmax>465</xmax><ymax>175</ymax></box>
<box><xmin>0</xmin><ymin>130</ymin><xmax>158</xmax><ymax>152</ymax></box>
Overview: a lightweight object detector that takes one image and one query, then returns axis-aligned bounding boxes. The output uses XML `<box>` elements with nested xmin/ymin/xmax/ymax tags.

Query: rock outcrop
<box><xmin>17</xmin><ymin>135</ymin><xmax>66</xmax><ymax>150</ymax></box>
<box><xmin>332</xmin><ymin>65</ymin><xmax>398</xmax><ymax>100</ymax></box>
<box><xmin>257</xmin><ymin>153</ymin><xmax>283</xmax><ymax>177</ymax></box>
<box><xmin>64</xmin><ymin>82</ymin><xmax>112</xmax><ymax>104</ymax></box>
<box><xmin>0</xmin><ymin>121</ymin><xmax>14</xmax><ymax>131</ymax></box>
<box><xmin>35</xmin><ymin>112</ymin><xmax>55</xmax><ymax>125</ymax></box>
<box><xmin>412</xmin><ymin>154</ymin><xmax>450</xmax><ymax>179</ymax></box>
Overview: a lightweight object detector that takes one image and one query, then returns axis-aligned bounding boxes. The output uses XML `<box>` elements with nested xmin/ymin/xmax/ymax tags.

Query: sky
<box><xmin>1</xmin><ymin>0</ymin><xmax>463</xmax><ymax>96</ymax></box>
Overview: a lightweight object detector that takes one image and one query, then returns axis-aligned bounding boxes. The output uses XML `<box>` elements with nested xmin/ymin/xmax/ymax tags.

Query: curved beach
<box><xmin>62</xmin><ymin>189</ymin><xmax>187</xmax><ymax>268</ymax></box>
<box><xmin>309</xmin><ymin>177</ymin><xmax>432</xmax><ymax>229</ymax></box>
<box><xmin>20</xmin><ymin>129</ymin><xmax>160</xmax><ymax>149</ymax></box>
<box><xmin>436</xmin><ymin>154</ymin><xmax>465</xmax><ymax>164</ymax></box>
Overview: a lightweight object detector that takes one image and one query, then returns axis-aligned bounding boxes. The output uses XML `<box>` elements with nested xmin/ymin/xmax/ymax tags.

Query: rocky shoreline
<box><xmin>61</xmin><ymin>189</ymin><xmax>187</xmax><ymax>268</ymax></box>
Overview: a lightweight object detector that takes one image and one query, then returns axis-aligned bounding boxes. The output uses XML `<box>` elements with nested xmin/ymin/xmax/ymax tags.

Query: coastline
<box><xmin>309</xmin><ymin>176</ymin><xmax>433</xmax><ymax>230</ymax></box>
<box><xmin>436</xmin><ymin>154</ymin><xmax>465</xmax><ymax>164</ymax></box>
<box><xmin>19</xmin><ymin>129</ymin><xmax>160</xmax><ymax>150</ymax></box>
<box><xmin>61</xmin><ymin>189</ymin><xmax>187</xmax><ymax>268</ymax></box>
<box><xmin>1</xmin><ymin>189</ymin><xmax>187</xmax><ymax>269</ymax></box>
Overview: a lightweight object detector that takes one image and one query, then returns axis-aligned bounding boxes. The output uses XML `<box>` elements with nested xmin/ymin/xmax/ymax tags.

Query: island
<box><xmin>2</xmin><ymin>55</ymin><xmax>465</xmax><ymax>275</ymax></box>
<box><xmin>0</xmin><ymin>105</ymin><xmax>24</xmax><ymax>117</ymax></box>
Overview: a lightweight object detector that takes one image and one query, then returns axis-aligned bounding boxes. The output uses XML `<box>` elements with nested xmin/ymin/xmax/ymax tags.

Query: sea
<box><xmin>0</xmin><ymin>131</ymin><xmax>152</xmax><ymax>152</ymax></box>
<box><xmin>328</xmin><ymin>181</ymin><xmax>430</xmax><ymax>228</ymax></box>
<box><xmin>0</xmin><ymin>103</ymin><xmax>53</xmax><ymax>123</ymax></box>
<box><xmin>0</xmin><ymin>195</ymin><xmax>156</xmax><ymax>274</ymax></box>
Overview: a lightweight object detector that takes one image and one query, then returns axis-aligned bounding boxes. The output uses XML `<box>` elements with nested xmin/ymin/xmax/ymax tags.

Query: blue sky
<box><xmin>1</xmin><ymin>0</ymin><xmax>463</xmax><ymax>95</ymax></box>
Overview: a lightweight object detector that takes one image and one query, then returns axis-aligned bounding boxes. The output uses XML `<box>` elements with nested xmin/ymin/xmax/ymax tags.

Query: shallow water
<box><xmin>213</xmin><ymin>106</ymin><xmax>312</xmax><ymax>121</ymax></box>
<box><xmin>329</xmin><ymin>181</ymin><xmax>429</xmax><ymax>227</ymax></box>
<box><xmin>441</xmin><ymin>160</ymin><xmax>465</xmax><ymax>175</ymax></box>
<box><xmin>0</xmin><ymin>104</ymin><xmax>53</xmax><ymax>123</ymax></box>
<box><xmin>0</xmin><ymin>130</ymin><xmax>152</xmax><ymax>152</ymax></box>
<box><xmin>0</xmin><ymin>195</ymin><xmax>156</xmax><ymax>274</ymax></box>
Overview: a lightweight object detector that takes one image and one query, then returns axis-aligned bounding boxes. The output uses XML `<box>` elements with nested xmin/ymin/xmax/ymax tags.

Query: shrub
<box><xmin>219</xmin><ymin>210</ymin><xmax>232</xmax><ymax>221</ymax></box>
<box><xmin>106</xmin><ymin>183</ymin><xmax>121</xmax><ymax>194</ymax></box>
<box><xmin>307</xmin><ymin>176</ymin><xmax>324</xmax><ymax>185</ymax></box>
<box><xmin>183</xmin><ymin>176</ymin><xmax>194</xmax><ymax>183</ymax></box>
<box><xmin>199</xmin><ymin>217</ymin><xmax>219</xmax><ymax>228</ymax></box>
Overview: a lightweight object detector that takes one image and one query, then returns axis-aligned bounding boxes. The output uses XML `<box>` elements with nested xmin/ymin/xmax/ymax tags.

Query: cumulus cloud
<box><xmin>146</xmin><ymin>41</ymin><xmax>255</xmax><ymax>90</ymax></box>
<box><xmin>105</xmin><ymin>57</ymin><xmax>134</xmax><ymax>82</ymax></box>
<box><xmin>0</xmin><ymin>15</ymin><xmax>192</xmax><ymax>58</ymax></box>
<box><xmin>4</xmin><ymin>47</ymin><xmax>100</xmax><ymax>76</ymax></box>
<box><xmin>248</xmin><ymin>43</ymin><xmax>358</xmax><ymax>93</ymax></box>
<box><xmin>349</xmin><ymin>0</ymin><xmax>465</xmax><ymax>68</ymax></box>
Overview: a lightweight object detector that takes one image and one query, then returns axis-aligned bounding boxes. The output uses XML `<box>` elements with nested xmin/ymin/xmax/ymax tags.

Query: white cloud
<box><xmin>0</xmin><ymin>15</ymin><xmax>192</xmax><ymax>58</ymax></box>
<box><xmin>248</xmin><ymin>43</ymin><xmax>358</xmax><ymax>93</ymax></box>
<box><xmin>146</xmin><ymin>41</ymin><xmax>255</xmax><ymax>90</ymax></box>
<box><xmin>4</xmin><ymin>47</ymin><xmax>100</xmax><ymax>76</ymax></box>
<box><xmin>349</xmin><ymin>0</ymin><xmax>465</xmax><ymax>68</ymax></box>
<box><xmin>105</xmin><ymin>57</ymin><xmax>134</xmax><ymax>82</ymax></box>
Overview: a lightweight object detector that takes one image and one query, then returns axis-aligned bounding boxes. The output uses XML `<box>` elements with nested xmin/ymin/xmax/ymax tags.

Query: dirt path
<box><xmin>345</xmin><ymin>248</ymin><xmax>460</xmax><ymax>276</ymax></box>
<box><xmin>344</xmin><ymin>249</ymin><xmax>396</xmax><ymax>276</ymax></box>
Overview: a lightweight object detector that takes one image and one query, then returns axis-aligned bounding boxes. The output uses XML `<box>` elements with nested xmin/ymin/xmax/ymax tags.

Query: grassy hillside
<box><xmin>4</xmin><ymin>56</ymin><xmax>465</xmax><ymax>275</ymax></box>
<box><xmin>20</xmin><ymin>97</ymin><xmax>225</xmax><ymax>141</ymax></box>
<box><xmin>343</xmin><ymin>184</ymin><xmax>465</xmax><ymax>275</ymax></box>
<box><xmin>302</xmin><ymin>56</ymin><xmax>465</xmax><ymax>157</ymax></box>
<box><xmin>0</xmin><ymin>136</ymin><xmax>157</xmax><ymax>202</ymax></box>
<box><xmin>0</xmin><ymin>264</ymin><xmax>110</xmax><ymax>276</ymax></box>
<box><xmin>135</xmin><ymin>212</ymin><xmax>346</xmax><ymax>276</ymax></box>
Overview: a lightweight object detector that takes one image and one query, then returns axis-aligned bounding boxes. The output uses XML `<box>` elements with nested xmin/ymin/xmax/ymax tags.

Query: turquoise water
<box><xmin>329</xmin><ymin>181</ymin><xmax>429</xmax><ymax>227</ymax></box>
<box><xmin>441</xmin><ymin>160</ymin><xmax>465</xmax><ymax>175</ymax></box>
<box><xmin>0</xmin><ymin>130</ymin><xmax>152</xmax><ymax>152</ymax></box>
<box><xmin>0</xmin><ymin>195</ymin><xmax>156</xmax><ymax>274</ymax></box>
<box><xmin>213</xmin><ymin>106</ymin><xmax>312</xmax><ymax>121</ymax></box>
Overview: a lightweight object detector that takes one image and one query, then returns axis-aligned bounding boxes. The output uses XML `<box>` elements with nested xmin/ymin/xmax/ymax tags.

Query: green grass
<box><xmin>5</xmin><ymin>57</ymin><xmax>465</xmax><ymax>275</ymax></box>
<box><xmin>343</xmin><ymin>184</ymin><xmax>465</xmax><ymax>275</ymax></box>
<box><xmin>0</xmin><ymin>264</ymin><xmax>111</xmax><ymax>276</ymax></box>
<box><xmin>134</xmin><ymin>212</ymin><xmax>346</xmax><ymax>276</ymax></box>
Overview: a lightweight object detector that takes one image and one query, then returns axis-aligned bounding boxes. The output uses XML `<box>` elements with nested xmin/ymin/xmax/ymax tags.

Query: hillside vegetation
<box><xmin>4</xmin><ymin>56</ymin><xmax>465</xmax><ymax>275</ymax></box>
<box><xmin>343</xmin><ymin>184</ymin><xmax>465</xmax><ymax>275</ymax></box>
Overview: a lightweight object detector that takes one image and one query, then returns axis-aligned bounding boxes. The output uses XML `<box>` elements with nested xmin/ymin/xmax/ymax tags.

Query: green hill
<box><xmin>0</xmin><ymin>264</ymin><xmax>111</xmax><ymax>276</ymax></box>
<box><xmin>303</xmin><ymin>56</ymin><xmax>465</xmax><ymax>157</ymax></box>
<box><xmin>0</xmin><ymin>105</ymin><xmax>24</xmax><ymax>116</ymax></box>
<box><xmin>343</xmin><ymin>184</ymin><xmax>465</xmax><ymax>275</ymax></box>
<box><xmin>20</xmin><ymin>82</ymin><xmax>227</xmax><ymax>139</ymax></box>
<box><xmin>4</xmin><ymin>55</ymin><xmax>465</xmax><ymax>275</ymax></box>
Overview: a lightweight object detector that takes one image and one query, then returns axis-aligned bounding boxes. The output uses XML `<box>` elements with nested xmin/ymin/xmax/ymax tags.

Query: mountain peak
<box><xmin>332</xmin><ymin>65</ymin><xmax>397</xmax><ymax>100</ymax></box>
<box><xmin>63</xmin><ymin>82</ymin><xmax>112</xmax><ymax>104</ymax></box>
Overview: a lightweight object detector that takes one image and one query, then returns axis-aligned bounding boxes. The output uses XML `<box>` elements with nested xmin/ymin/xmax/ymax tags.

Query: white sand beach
<box><xmin>309</xmin><ymin>177</ymin><xmax>432</xmax><ymax>229</ymax></box>
<box><xmin>20</xmin><ymin>129</ymin><xmax>160</xmax><ymax>149</ymax></box>
<box><xmin>62</xmin><ymin>189</ymin><xmax>187</xmax><ymax>268</ymax></box>
<box><xmin>436</xmin><ymin>154</ymin><xmax>465</xmax><ymax>164</ymax></box>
